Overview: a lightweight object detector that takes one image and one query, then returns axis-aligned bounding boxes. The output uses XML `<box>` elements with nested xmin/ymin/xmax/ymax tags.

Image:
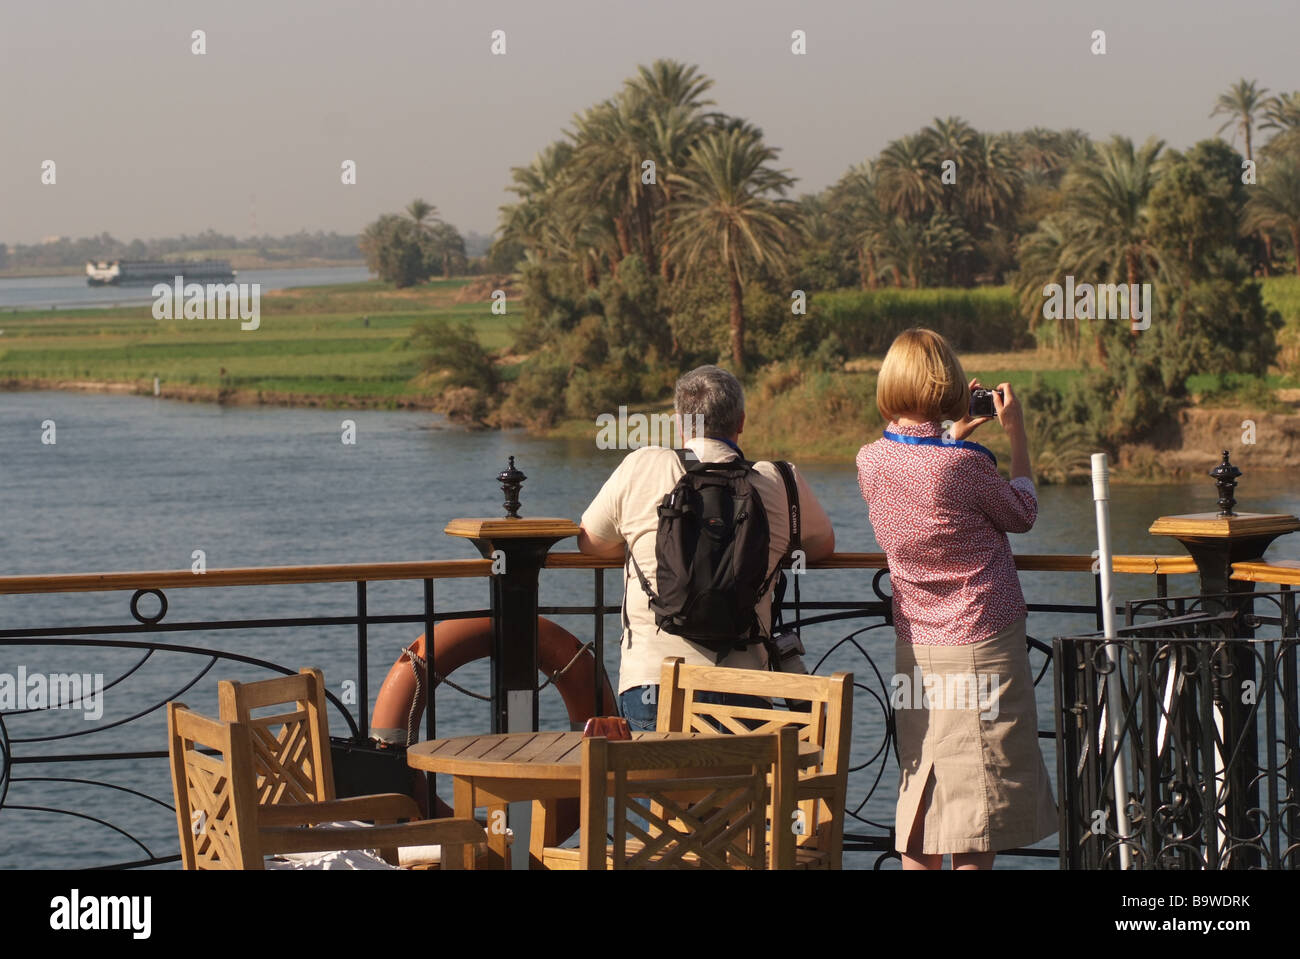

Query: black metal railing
<box><xmin>1054</xmin><ymin>589</ymin><xmax>1300</xmax><ymax>869</ymax></box>
<box><xmin>0</xmin><ymin>553</ymin><xmax>1195</xmax><ymax>870</ymax></box>
<box><xmin>0</xmin><ymin>564</ymin><xmax>490</xmax><ymax>868</ymax></box>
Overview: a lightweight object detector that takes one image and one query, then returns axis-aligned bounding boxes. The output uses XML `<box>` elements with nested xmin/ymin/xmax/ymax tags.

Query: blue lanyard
<box><xmin>882</xmin><ymin>430</ymin><xmax>996</xmax><ymax>466</ymax></box>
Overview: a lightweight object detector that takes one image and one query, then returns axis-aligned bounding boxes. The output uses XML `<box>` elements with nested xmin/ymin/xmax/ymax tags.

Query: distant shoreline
<box><xmin>4</xmin><ymin>277</ymin><xmax>1297</xmax><ymax>479</ymax></box>
<box><xmin>0</xmin><ymin>259</ymin><xmax>368</xmax><ymax>280</ymax></box>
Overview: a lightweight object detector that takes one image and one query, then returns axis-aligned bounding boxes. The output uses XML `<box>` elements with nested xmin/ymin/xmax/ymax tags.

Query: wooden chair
<box><xmin>167</xmin><ymin>700</ymin><xmax>483</xmax><ymax>869</ymax></box>
<box><xmin>656</xmin><ymin>657</ymin><xmax>853</xmax><ymax>869</ymax></box>
<box><xmin>213</xmin><ymin>667</ymin><xmax>497</xmax><ymax>868</ymax></box>
<box><xmin>541</xmin><ymin>725</ymin><xmax>798</xmax><ymax>870</ymax></box>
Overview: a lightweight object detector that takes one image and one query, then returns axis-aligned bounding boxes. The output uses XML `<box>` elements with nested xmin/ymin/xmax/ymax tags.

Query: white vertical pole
<box><xmin>1092</xmin><ymin>453</ymin><xmax>1133</xmax><ymax>870</ymax></box>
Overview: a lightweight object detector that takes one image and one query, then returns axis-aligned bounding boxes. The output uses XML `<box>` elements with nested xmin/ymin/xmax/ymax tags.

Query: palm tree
<box><xmin>1263</xmin><ymin>91</ymin><xmax>1300</xmax><ymax>131</ymax></box>
<box><xmin>405</xmin><ymin>199</ymin><xmax>439</xmax><ymax>234</ymax></box>
<box><xmin>949</xmin><ymin>132</ymin><xmax>1023</xmax><ymax>284</ymax></box>
<box><xmin>568</xmin><ymin>96</ymin><xmax>654</xmax><ymax>269</ymax></box>
<box><xmin>1015</xmin><ymin>136</ymin><xmax>1172</xmax><ymax>365</ymax></box>
<box><xmin>923</xmin><ymin>116</ymin><xmax>978</xmax><ymax>216</ymax></box>
<box><xmin>429</xmin><ymin>222</ymin><xmax>467</xmax><ymax>277</ymax></box>
<box><xmin>1261</xmin><ymin>92</ymin><xmax>1300</xmax><ymax>163</ymax></box>
<box><xmin>829</xmin><ymin>161</ymin><xmax>890</xmax><ymax>288</ymax></box>
<box><xmin>963</xmin><ymin>133</ymin><xmax>1023</xmax><ymax>225</ymax></box>
<box><xmin>798</xmin><ymin>192</ymin><xmax>834</xmax><ymax>247</ymax></box>
<box><xmin>1025</xmin><ymin>411</ymin><xmax>1092</xmax><ymax>484</ymax></box>
<box><xmin>877</xmin><ymin>134</ymin><xmax>941</xmax><ymax>219</ymax></box>
<box><xmin>1213</xmin><ymin>80</ymin><xmax>1278</xmax><ymax>273</ymax></box>
<box><xmin>1211</xmin><ymin>78</ymin><xmax>1270</xmax><ymax>161</ymax></box>
<box><xmin>924</xmin><ymin>116</ymin><xmax>978</xmax><ymax>158</ymax></box>
<box><xmin>499</xmin><ymin>143</ymin><xmax>573</xmax><ymax>261</ymax></box>
<box><xmin>645</xmin><ymin>103</ymin><xmax>708</xmax><ymax>281</ymax></box>
<box><xmin>1016</xmin><ymin>128</ymin><xmax>1068</xmax><ymax>186</ymax></box>
<box><xmin>876</xmin><ymin>214</ymin><xmax>971</xmax><ymax>289</ymax></box>
<box><xmin>625</xmin><ymin>59</ymin><xmax>715</xmax><ymax>115</ymax></box>
<box><xmin>1243</xmin><ymin>156</ymin><xmax>1300</xmax><ymax>275</ymax></box>
<box><xmin>1060</xmin><ymin>136</ymin><xmax>1169</xmax><ymax>291</ymax></box>
<box><xmin>1015</xmin><ymin>215</ymin><xmax>1079</xmax><ymax>353</ymax></box>
<box><xmin>667</xmin><ymin>127</ymin><xmax>797</xmax><ymax>370</ymax></box>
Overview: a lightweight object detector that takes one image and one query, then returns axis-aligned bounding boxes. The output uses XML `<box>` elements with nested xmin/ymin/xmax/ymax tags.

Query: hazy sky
<box><xmin>2</xmin><ymin>0</ymin><xmax>1297</xmax><ymax>245</ymax></box>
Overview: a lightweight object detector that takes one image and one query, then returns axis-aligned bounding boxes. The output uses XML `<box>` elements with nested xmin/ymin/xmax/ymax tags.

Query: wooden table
<box><xmin>407</xmin><ymin>730</ymin><xmax>822</xmax><ymax>869</ymax></box>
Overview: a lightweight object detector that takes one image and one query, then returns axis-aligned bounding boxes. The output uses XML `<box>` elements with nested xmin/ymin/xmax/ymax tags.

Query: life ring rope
<box><xmin>537</xmin><ymin>640</ymin><xmax>597</xmax><ymax>692</ymax></box>
<box><xmin>403</xmin><ymin>647</ymin><xmax>426</xmax><ymax>748</ymax></box>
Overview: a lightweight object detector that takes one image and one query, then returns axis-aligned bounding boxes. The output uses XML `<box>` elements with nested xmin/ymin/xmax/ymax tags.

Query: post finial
<box><xmin>1209</xmin><ymin>450</ymin><xmax>1241</xmax><ymax>518</ymax></box>
<box><xmin>498</xmin><ymin>456</ymin><xmax>526</xmax><ymax>518</ymax></box>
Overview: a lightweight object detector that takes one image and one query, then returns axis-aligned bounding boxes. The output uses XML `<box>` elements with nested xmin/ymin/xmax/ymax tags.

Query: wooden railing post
<box><xmin>1148</xmin><ymin>451</ymin><xmax>1300</xmax><ymax>868</ymax></box>
<box><xmin>445</xmin><ymin>458</ymin><xmax>579</xmax><ymax>734</ymax></box>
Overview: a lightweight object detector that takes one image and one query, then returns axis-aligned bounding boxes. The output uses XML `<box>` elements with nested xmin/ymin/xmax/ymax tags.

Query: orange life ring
<box><xmin>370</xmin><ymin>616</ymin><xmax>617</xmax><ymax>835</ymax></box>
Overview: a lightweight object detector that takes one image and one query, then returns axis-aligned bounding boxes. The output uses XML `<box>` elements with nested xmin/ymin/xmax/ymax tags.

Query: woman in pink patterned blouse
<box><xmin>857</xmin><ymin>328</ymin><xmax>1057</xmax><ymax>870</ymax></box>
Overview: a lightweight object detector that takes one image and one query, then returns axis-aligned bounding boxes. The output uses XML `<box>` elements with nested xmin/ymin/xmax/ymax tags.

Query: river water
<box><xmin>2</xmin><ymin>391</ymin><xmax>1297</xmax><ymax>870</ymax></box>
<box><xmin>0</xmin><ymin>266</ymin><xmax>373</xmax><ymax>311</ymax></box>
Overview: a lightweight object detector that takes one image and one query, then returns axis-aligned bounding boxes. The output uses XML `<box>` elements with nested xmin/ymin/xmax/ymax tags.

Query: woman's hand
<box><xmin>993</xmin><ymin>382</ymin><xmax>1033</xmax><ymax>481</ymax></box>
<box><xmin>946</xmin><ymin>378</ymin><xmax>994</xmax><ymax>442</ymax></box>
<box><xmin>991</xmin><ymin>381</ymin><xmax>1025</xmax><ymax>432</ymax></box>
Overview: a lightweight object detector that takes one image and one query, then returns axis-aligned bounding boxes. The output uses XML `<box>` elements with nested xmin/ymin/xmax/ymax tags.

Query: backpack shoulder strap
<box><xmin>630</xmin><ymin>449</ymin><xmax>691</xmax><ymax>600</ymax></box>
<box><xmin>759</xmin><ymin>460</ymin><xmax>800</xmax><ymax>647</ymax></box>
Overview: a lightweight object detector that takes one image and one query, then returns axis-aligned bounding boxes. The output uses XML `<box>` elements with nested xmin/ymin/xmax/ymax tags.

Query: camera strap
<box><xmin>769</xmin><ymin>460</ymin><xmax>799</xmax><ymax>639</ymax></box>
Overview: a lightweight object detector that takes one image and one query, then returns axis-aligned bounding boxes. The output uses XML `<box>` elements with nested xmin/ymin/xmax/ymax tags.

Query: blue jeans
<box><xmin>619</xmin><ymin>685</ymin><xmax>770</xmax><ymax>732</ymax></box>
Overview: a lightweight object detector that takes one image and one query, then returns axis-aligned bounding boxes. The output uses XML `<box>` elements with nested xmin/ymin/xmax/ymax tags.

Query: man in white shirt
<box><xmin>577</xmin><ymin>365</ymin><xmax>837</xmax><ymax>729</ymax></box>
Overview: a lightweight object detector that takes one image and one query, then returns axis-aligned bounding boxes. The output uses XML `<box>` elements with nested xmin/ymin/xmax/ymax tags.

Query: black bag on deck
<box><xmin>630</xmin><ymin>449</ymin><xmax>778</xmax><ymax>658</ymax></box>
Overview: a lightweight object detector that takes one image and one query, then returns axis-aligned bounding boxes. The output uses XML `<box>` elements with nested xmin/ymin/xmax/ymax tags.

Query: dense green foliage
<box><xmin>359</xmin><ymin>200</ymin><xmax>467</xmax><ymax>287</ymax></box>
<box><xmin>483</xmin><ymin>63</ymin><xmax>1300</xmax><ymax>448</ymax></box>
<box><xmin>815</xmin><ymin>287</ymin><xmax>1027</xmax><ymax>354</ymax></box>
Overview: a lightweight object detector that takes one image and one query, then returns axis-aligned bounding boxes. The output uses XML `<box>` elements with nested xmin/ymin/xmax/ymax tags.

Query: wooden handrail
<box><xmin>1230</xmin><ymin>560</ymin><xmax>1300</xmax><ymax>586</ymax></box>
<box><xmin>14</xmin><ymin>550</ymin><xmax>1300</xmax><ymax>598</ymax></box>
<box><xmin>545</xmin><ymin>551</ymin><xmax>1200</xmax><ymax>575</ymax></box>
<box><xmin>0</xmin><ymin>559</ymin><xmax>492</xmax><ymax>595</ymax></box>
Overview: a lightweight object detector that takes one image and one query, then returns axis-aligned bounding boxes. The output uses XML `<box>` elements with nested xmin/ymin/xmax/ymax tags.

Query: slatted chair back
<box><xmin>579</xmin><ymin>726</ymin><xmax>798</xmax><ymax>870</ymax></box>
<box><xmin>167</xmin><ymin>701</ymin><xmax>264</xmax><ymax>870</ymax></box>
<box><xmin>217</xmin><ymin>668</ymin><xmax>336</xmax><ymax>806</ymax></box>
<box><xmin>656</xmin><ymin>658</ymin><xmax>853</xmax><ymax>866</ymax></box>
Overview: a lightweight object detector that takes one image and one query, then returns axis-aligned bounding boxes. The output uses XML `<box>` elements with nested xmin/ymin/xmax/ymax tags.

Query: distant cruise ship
<box><xmin>86</xmin><ymin>259</ymin><xmax>237</xmax><ymax>286</ymax></box>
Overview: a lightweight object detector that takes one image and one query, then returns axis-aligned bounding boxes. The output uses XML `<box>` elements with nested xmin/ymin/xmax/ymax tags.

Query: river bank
<box><xmin>0</xmin><ymin>376</ymin><xmax>446</xmax><ymax>411</ymax></box>
<box><xmin>6</xmin><ymin>372</ymin><xmax>1294</xmax><ymax>480</ymax></box>
<box><xmin>3</xmin><ymin>274</ymin><xmax>1297</xmax><ymax>477</ymax></box>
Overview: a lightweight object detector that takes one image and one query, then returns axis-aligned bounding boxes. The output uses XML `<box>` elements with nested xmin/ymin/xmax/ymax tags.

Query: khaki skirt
<box><xmin>893</xmin><ymin>616</ymin><xmax>1057</xmax><ymax>855</ymax></box>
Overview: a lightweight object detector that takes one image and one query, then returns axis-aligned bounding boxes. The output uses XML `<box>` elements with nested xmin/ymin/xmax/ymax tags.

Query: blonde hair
<box><xmin>876</xmin><ymin>328</ymin><xmax>969</xmax><ymax>424</ymax></box>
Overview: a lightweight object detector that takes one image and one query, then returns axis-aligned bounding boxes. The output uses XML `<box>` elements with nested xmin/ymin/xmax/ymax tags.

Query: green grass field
<box><xmin>0</xmin><ymin>277</ymin><xmax>513</xmax><ymax>403</ymax></box>
<box><xmin>4</xmin><ymin>274</ymin><xmax>1297</xmax><ymax>417</ymax></box>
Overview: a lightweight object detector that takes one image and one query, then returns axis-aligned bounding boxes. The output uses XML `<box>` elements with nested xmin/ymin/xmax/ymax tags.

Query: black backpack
<box><xmin>630</xmin><ymin>449</ymin><xmax>797</xmax><ymax>659</ymax></box>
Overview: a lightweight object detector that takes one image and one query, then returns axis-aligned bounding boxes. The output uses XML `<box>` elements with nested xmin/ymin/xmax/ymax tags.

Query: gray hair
<box><xmin>674</xmin><ymin>365</ymin><xmax>745</xmax><ymax>438</ymax></box>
